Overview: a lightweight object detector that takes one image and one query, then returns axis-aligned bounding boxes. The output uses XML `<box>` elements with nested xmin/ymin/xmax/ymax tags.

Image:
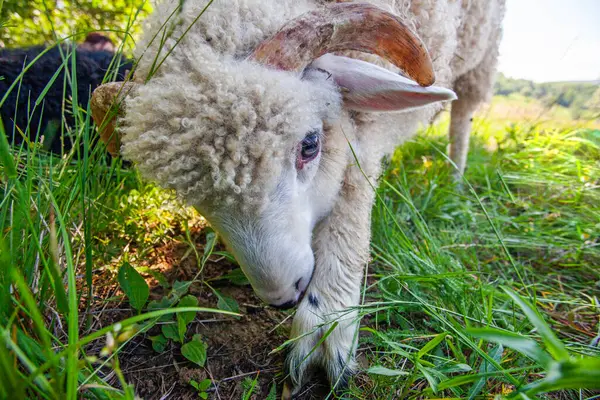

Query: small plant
<box><xmin>241</xmin><ymin>374</ymin><xmax>260</xmax><ymax>400</ymax></box>
<box><xmin>189</xmin><ymin>378</ymin><xmax>212</xmax><ymax>399</ymax></box>
<box><xmin>118</xmin><ymin>262</ymin><xmax>150</xmax><ymax>312</ymax></box>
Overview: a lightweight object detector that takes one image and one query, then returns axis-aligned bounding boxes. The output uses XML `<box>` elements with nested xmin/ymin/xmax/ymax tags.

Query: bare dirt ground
<box><xmin>82</xmin><ymin>229</ymin><xmax>337</xmax><ymax>399</ymax></box>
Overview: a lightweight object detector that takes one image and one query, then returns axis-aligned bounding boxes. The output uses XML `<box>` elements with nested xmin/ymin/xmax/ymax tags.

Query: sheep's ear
<box><xmin>309</xmin><ymin>54</ymin><xmax>456</xmax><ymax>112</ymax></box>
<box><xmin>91</xmin><ymin>81</ymin><xmax>137</xmax><ymax>156</ymax></box>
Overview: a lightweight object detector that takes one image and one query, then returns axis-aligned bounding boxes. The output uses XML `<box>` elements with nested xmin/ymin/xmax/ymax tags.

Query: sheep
<box><xmin>91</xmin><ymin>0</ymin><xmax>506</xmax><ymax>395</ymax></box>
<box><xmin>0</xmin><ymin>35</ymin><xmax>131</xmax><ymax>154</ymax></box>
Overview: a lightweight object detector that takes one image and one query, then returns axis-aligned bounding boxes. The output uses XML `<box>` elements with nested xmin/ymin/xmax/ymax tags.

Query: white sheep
<box><xmin>91</xmin><ymin>0</ymin><xmax>505</xmax><ymax>395</ymax></box>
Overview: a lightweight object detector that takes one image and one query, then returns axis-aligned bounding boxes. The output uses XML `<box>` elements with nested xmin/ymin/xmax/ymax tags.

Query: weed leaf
<box><xmin>502</xmin><ymin>286</ymin><xmax>569</xmax><ymax>361</ymax></box>
<box><xmin>147</xmin><ymin>297</ymin><xmax>176</xmax><ymax>322</ymax></box>
<box><xmin>212</xmin><ymin>289</ymin><xmax>239</xmax><ymax>314</ymax></box>
<box><xmin>150</xmin><ymin>334</ymin><xmax>168</xmax><ymax>353</ymax></box>
<box><xmin>467</xmin><ymin>327</ymin><xmax>552</xmax><ymax>366</ymax></box>
<box><xmin>417</xmin><ymin>332</ymin><xmax>448</xmax><ymax>360</ymax></box>
<box><xmin>178</xmin><ymin>295</ymin><xmax>199</xmax><ymax>325</ymax></box>
<box><xmin>118</xmin><ymin>262</ymin><xmax>149</xmax><ymax>312</ymax></box>
<box><xmin>219</xmin><ymin>268</ymin><xmax>249</xmax><ymax>286</ymax></box>
<box><xmin>182</xmin><ymin>334</ymin><xmax>207</xmax><ymax>367</ymax></box>
<box><xmin>367</xmin><ymin>365</ymin><xmax>409</xmax><ymax>377</ymax></box>
<box><xmin>521</xmin><ymin>358</ymin><xmax>600</xmax><ymax>395</ymax></box>
<box><xmin>161</xmin><ymin>324</ymin><xmax>180</xmax><ymax>343</ymax></box>
<box><xmin>172</xmin><ymin>280</ymin><xmax>192</xmax><ymax>300</ymax></box>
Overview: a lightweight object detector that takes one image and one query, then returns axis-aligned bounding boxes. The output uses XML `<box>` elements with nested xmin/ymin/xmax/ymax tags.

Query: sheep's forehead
<box><xmin>121</xmin><ymin>63</ymin><xmax>341</xmax><ymax>213</ymax></box>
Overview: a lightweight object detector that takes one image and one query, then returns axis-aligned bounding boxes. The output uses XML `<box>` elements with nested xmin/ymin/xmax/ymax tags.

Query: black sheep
<box><xmin>0</xmin><ymin>44</ymin><xmax>132</xmax><ymax>155</ymax></box>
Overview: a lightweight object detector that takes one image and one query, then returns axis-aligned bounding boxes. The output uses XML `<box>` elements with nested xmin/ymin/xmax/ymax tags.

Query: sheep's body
<box><xmin>0</xmin><ymin>46</ymin><xmax>131</xmax><ymax>154</ymax></box>
<box><xmin>118</xmin><ymin>0</ymin><xmax>505</xmax><ymax>393</ymax></box>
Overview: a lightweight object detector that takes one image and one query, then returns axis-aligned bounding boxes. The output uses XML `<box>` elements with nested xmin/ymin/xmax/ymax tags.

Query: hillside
<box><xmin>494</xmin><ymin>73</ymin><xmax>600</xmax><ymax>120</ymax></box>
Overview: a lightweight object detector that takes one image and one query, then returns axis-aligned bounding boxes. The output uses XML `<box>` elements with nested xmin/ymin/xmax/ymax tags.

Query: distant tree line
<box><xmin>494</xmin><ymin>73</ymin><xmax>600</xmax><ymax>119</ymax></box>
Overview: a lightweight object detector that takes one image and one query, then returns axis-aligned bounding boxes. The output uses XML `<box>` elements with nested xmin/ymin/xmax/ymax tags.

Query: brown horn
<box><xmin>90</xmin><ymin>81</ymin><xmax>137</xmax><ymax>156</ymax></box>
<box><xmin>248</xmin><ymin>2</ymin><xmax>435</xmax><ymax>87</ymax></box>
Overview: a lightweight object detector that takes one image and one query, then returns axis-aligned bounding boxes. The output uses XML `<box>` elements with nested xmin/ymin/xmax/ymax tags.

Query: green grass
<box><xmin>2</xmin><ymin>94</ymin><xmax>599</xmax><ymax>399</ymax></box>
<box><xmin>349</xmin><ymin>120</ymin><xmax>600</xmax><ymax>399</ymax></box>
<box><xmin>1</xmin><ymin>9</ymin><xmax>600</xmax><ymax>399</ymax></box>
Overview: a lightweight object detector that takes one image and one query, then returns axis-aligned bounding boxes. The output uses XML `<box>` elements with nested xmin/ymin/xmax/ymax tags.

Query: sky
<box><xmin>498</xmin><ymin>0</ymin><xmax>600</xmax><ymax>82</ymax></box>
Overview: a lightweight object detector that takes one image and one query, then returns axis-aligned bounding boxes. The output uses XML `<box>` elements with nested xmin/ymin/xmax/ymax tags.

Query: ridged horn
<box><xmin>248</xmin><ymin>2</ymin><xmax>435</xmax><ymax>86</ymax></box>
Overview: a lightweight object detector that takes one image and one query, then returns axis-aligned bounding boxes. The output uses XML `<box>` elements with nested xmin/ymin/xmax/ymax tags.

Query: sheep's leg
<box><xmin>284</xmin><ymin>164</ymin><xmax>375</xmax><ymax>396</ymax></box>
<box><xmin>448</xmin><ymin>96</ymin><xmax>477</xmax><ymax>177</ymax></box>
<box><xmin>449</xmin><ymin>40</ymin><xmax>501</xmax><ymax>178</ymax></box>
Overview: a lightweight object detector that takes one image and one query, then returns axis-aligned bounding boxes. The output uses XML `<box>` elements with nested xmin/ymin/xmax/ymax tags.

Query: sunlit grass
<box><xmin>354</xmin><ymin>117</ymin><xmax>600</xmax><ymax>399</ymax></box>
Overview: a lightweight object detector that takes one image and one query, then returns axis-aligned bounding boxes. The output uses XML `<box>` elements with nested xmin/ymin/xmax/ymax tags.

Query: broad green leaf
<box><xmin>440</xmin><ymin>363</ymin><xmax>472</xmax><ymax>373</ymax></box>
<box><xmin>177</xmin><ymin>314</ymin><xmax>187</xmax><ymax>343</ymax></box>
<box><xmin>181</xmin><ymin>335</ymin><xmax>207</xmax><ymax>367</ymax></box>
<box><xmin>149</xmin><ymin>334</ymin><xmax>168</xmax><ymax>353</ymax></box>
<box><xmin>161</xmin><ymin>324</ymin><xmax>180</xmax><ymax>343</ymax></box>
<box><xmin>172</xmin><ymin>280</ymin><xmax>192</xmax><ymax>299</ymax></box>
<box><xmin>147</xmin><ymin>297</ymin><xmax>176</xmax><ymax>322</ymax></box>
<box><xmin>366</xmin><ymin>365</ymin><xmax>409</xmax><ymax>376</ymax></box>
<box><xmin>190</xmin><ymin>378</ymin><xmax>211</xmax><ymax>394</ymax></box>
<box><xmin>176</xmin><ymin>288</ymin><xmax>198</xmax><ymax>337</ymax></box>
<box><xmin>197</xmin><ymin>379</ymin><xmax>212</xmax><ymax>391</ymax></box>
<box><xmin>138</xmin><ymin>267</ymin><xmax>169</xmax><ymax>288</ymax></box>
<box><xmin>217</xmin><ymin>295</ymin><xmax>239</xmax><ymax>314</ymax></box>
<box><xmin>503</xmin><ymin>286</ymin><xmax>569</xmax><ymax>361</ymax></box>
<box><xmin>202</xmin><ymin>231</ymin><xmax>217</xmax><ymax>263</ymax></box>
<box><xmin>177</xmin><ymin>295</ymin><xmax>199</xmax><ymax>325</ymax></box>
<box><xmin>220</xmin><ymin>268</ymin><xmax>249</xmax><ymax>286</ymax></box>
<box><xmin>212</xmin><ymin>250</ymin><xmax>238</xmax><ymax>265</ymax></box>
<box><xmin>467</xmin><ymin>327</ymin><xmax>552</xmax><ymax>366</ymax></box>
<box><xmin>118</xmin><ymin>263</ymin><xmax>149</xmax><ymax>311</ymax></box>
<box><xmin>417</xmin><ymin>332</ymin><xmax>448</xmax><ymax>360</ymax></box>
<box><xmin>212</xmin><ymin>289</ymin><xmax>240</xmax><ymax>314</ymax></box>
<box><xmin>417</xmin><ymin>364</ymin><xmax>439</xmax><ymax>393</ymax></box>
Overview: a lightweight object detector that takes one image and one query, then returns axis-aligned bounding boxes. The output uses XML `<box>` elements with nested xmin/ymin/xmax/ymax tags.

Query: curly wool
<box><xmin>121</xmin><ymin>0</ymin><xmax>504</xmax><ymax>209</ymax></box>
<box><xmin>121</xmin><ymin>55</ymin><xmax>340</xmax><ymax>211</ymax></box>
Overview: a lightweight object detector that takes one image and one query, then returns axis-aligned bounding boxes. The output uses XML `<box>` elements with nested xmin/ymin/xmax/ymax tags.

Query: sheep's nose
<box><xmin>271</xmin><ymin>300</ymin><xmax>298</xmax><ymax>310</ymax></box>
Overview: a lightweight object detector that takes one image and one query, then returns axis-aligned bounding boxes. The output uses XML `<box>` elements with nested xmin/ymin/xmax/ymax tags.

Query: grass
<box><xmin>350</xmin><ymin>119</ymin><xmax>600</xmax><ymax>399</ymax></box>
<box><xmin>1</xmin><ymin>8</ymin><xmax>600</xmax><ymax>399</ymax></box>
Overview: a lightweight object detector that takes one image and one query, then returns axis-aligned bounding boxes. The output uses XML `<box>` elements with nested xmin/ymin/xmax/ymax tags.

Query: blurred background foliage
<box><xmin>495</xmin><ymin>72</ymin><xmax>600</xmax><ymax>120</ymax></box>
<box><xmin>0</xmin><ymin>0</ymin><xmax>151</xmax><ymax>51</ymax></box>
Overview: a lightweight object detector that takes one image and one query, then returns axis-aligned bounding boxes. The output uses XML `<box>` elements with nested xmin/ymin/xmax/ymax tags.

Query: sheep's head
<box><xmin>91</xmin><ymin>3</ymin><xmax>456</xmax><ymax>308</ymax></box>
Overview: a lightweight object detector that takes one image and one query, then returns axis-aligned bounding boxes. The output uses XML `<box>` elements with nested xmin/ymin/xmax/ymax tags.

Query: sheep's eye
<box><xmin>300</xmin><ymin>132</ymin><xmax>320</xmax><ymax>162</ymax></box>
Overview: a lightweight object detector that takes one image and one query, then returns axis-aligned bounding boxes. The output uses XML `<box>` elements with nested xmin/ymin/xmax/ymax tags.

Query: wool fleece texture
<box><xmin>115</xmin><ymin>0</ymin><xmax>506</xmax><ymax>392</ymax></box>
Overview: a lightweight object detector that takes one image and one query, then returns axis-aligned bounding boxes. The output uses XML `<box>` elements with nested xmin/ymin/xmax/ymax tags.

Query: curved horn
<box><xmin>91</xmin><ymin>81</ymin><xmax>137</xmax><ymax>156</ymax></box>
<box><xmin>248</xmin><ymin>2</ymin><xmax>435</xmax><ymax>86</ymax></box>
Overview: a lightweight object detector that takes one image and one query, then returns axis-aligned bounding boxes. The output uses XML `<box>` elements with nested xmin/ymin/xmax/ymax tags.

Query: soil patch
<box><xmin>83</xmin><ymin>232</ymin><xmax>333</xmax><ymax>399</ymax></box>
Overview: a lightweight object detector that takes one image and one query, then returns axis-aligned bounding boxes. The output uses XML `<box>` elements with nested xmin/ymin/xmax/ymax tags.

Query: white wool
<box><xmin>119</xmin><ymin>0</ymin><xmax>506</xmax><ymax>390</ymax></box>
<box><xmin>122</xmin><ymin>0</ymin><xmax>505</xmax><ymax>206</ymax></box>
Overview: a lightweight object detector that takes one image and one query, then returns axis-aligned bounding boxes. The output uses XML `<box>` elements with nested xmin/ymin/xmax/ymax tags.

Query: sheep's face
<box><xmin>119</xmin><ymin>53</ymin><xmax>455</xmax><ymax>308</ymax></box>
<box><xmin>119</xmin><ymin>60</ymin><xmax>344</xmax><ymax>308</ymax></box>
<box><xmin>202</xmin><ymin>112</ymin><xmax>349</xmax><ymax>308</ymax></box>
<box><xmin>94</xmin><ymin>2</ymin><xmax>458</xmax><ymax>309</ymax></box>
<box><xmin>188</xmin><ymin>68</ymin><xmax>346</xmax><ymax>308</ymax></box>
